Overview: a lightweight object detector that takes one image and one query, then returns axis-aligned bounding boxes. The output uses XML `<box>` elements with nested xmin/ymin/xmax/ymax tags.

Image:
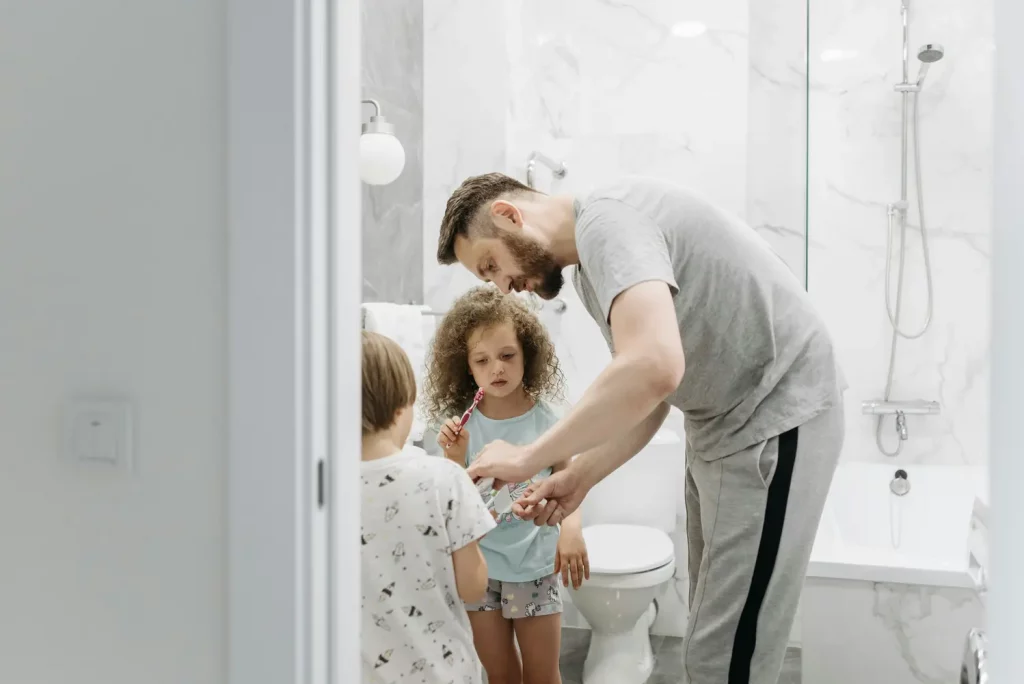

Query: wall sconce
<box><xmin>361</xmin><ymin>99</ymin><xmax>406</xmax><ymax>185</ymax></box>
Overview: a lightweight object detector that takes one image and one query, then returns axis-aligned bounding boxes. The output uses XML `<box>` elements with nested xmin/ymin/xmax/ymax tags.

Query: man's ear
<box><xmin>489</xmin><ymin>199</ymin><xmax>523</xmax><ymax>233</ymax></box>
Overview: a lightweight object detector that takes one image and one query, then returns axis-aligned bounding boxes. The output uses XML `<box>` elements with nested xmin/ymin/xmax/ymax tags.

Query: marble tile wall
<box><xmin>422</xmin><ymin>0</ymin><xmax>507</xmax><ymax>314</ymax></box>
<box><xmin>362</xmin><ymin>0</ymin><xmax>423</xmax><ymax>303</ymax></box>
<box><xmin>747</xmin><ymin>0</ymin><xmax>809</xmax><ymax>280</ymax></box>
<box><xmin>801</xmin><ymin>579</ymin><xmax>984</xmax><ymax>684</ymax></box>
<box><xmin>806</xmin><ymin>0</ymin><xmax>994</xmax><ymax>465</ymax></box>
<box><xmin>504</xmin><ymin>0</ymin><xmax>751</xmax><ymax>220</ymax></box>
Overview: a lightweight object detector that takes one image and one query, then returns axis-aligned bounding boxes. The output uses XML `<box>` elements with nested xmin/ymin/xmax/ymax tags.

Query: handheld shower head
<box><xmin>917</xmin><ymin>43</ymin><xmax>945</xmax><ymax>63</ymax></box>
<box><xmin>915</xmin><ymin>43</ymin><xmax>945</xmax><ymax>86</ymax></box>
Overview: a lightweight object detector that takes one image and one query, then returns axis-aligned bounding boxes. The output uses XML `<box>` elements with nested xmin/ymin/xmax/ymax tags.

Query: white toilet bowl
<box><xmin>569</xmin><ymin>524</ymin><xmax>676</xmax><ymax>684</ymax></box>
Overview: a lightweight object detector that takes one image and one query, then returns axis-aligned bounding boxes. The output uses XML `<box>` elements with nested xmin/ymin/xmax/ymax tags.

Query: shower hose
<box><xmin>876</xmin><ymin>91</ymin><xmax>936</xmax><ymax>457</ymax></box>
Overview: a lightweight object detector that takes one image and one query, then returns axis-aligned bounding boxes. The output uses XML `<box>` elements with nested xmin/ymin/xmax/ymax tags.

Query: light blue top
<box><xmin>464</xmin><ymin>401</ymin><xmax>562</xmax><ymax>583</ymax></box>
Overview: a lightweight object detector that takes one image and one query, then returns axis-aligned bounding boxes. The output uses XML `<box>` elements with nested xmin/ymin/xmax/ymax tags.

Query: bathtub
<box><xmin>807</xmin><ymin>462</ymin><xmax>985</xmax><ymax>589</ymax></box>
<box><xmin>800</xmin><ymin>463</ymin><xmax>987</xmax><ymax>684</ymax></box>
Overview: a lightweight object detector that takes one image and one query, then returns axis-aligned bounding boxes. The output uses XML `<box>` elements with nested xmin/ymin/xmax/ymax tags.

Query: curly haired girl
<box><xmin>423</xmin><ymin>286</ymin><xmax>588</xmax><ymax>684</ymax></box>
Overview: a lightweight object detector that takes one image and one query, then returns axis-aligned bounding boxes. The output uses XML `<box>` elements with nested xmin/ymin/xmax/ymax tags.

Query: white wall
<box><xmin>0</xmin><ymin>3</ymin><xmax>226</xmax><ymax>683</ymax></box>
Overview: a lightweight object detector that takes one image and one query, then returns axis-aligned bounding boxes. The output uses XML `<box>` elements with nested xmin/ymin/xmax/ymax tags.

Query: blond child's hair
<box><xmin>362</xmin><ymin>331</ymin><xmax>417</xmax><ymax>435</ymax></box>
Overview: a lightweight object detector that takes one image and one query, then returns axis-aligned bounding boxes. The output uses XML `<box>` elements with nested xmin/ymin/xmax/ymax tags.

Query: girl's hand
<box><xmin>554</xmin><ymin>526</ymin><xmax>590</xmax><ymax>589</ymax></box>
<box><xmin>437</xmin><ymin>417</ymin><xmax>469</xmax><ymax>464</ymax></box>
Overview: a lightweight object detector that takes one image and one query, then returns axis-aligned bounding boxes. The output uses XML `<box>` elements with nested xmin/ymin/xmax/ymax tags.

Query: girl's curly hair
<box><xmin>422</xmin><ymin>286</ymin><xmax>565</xmax><ymax>425</ymax></box>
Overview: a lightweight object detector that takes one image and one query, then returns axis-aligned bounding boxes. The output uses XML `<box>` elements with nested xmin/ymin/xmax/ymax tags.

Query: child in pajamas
<box><xmin>424</xmin><ymin>287</ymin><xmax>590</xmax><ymax>684</ymax></box>
<box><xmin>361</xmin><ymin>331</ymin><xmax>496</xmax><ymax>684</ymax></box>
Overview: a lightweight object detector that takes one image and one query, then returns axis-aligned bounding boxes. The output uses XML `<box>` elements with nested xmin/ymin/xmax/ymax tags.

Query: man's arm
<box><xmin>523</xmin><ymin>280</ymin><xmax>684</xmax><ymax>472</ymax></box>
<box><xmin>513</xmin><ymin>402</ymin><xmax>671</xmax><ymax>526</ymax></box>
<box><xmin>551</xmin><ymin>457</ymin><xmax>584</xmax><ymax>529</ymax></box>
<box><xmin>573</xmin><ymin>401</ymin><xmax>671</xmax><ymax>491</ymax></box>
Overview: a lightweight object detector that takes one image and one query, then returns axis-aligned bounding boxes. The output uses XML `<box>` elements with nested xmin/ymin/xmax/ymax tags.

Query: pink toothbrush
<box><xmin>456</xmin><ymin>388</ymin><xmax>485</xmax><ymax>436</ymax></box>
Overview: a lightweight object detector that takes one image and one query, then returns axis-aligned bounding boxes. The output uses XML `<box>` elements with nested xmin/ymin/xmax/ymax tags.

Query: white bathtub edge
<box><xmin>807</xmin><ymin>559</ymin><xmax>978</xmax><ymax>590</ymax></box>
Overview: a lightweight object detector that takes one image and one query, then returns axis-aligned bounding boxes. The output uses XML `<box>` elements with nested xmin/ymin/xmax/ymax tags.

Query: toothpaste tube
<box><xmin>490</xmin><ymin>486</ymin><xmax>515</xmax><ymax>516</ymax></box>
<box><xmin>474</xmin><ymin>477</ymin><xmax>514</xmax><ymax>516</ymax></box>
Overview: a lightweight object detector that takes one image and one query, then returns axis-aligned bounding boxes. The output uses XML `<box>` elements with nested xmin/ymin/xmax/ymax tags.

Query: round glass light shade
<box><xmin>360</xmin><ymin>132</ymin><xmax>405</xmax><ymax>185</ymax></box>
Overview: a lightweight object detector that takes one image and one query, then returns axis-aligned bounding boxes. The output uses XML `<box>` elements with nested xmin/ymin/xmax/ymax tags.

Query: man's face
<box><xmin>453</xmin><ymin>230</ymin><xmax>564</xmax><ymax>300</ymax></box>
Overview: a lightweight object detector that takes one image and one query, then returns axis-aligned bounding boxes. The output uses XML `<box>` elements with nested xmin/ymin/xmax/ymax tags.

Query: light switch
<box><xmin>65</xmin><ymin>400</ymin><xmax>134</xmax><ymax>471</ymax></box>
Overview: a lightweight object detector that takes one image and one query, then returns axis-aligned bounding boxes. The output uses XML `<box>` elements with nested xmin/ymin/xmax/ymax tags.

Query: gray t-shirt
<box><xmin>572</xmin><ymin>177</ymin><xmax>844</xmax><ymax>460</ymax></box>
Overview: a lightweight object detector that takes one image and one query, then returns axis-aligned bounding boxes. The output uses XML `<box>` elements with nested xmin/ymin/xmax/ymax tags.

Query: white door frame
<box><xmin>327</xmin><ymin>0</ymin><xmax>363</xmax><ymax>681</ymax></box>
<box><xmin>227</xmin><ymin>0</ymin><xmax>361</xmax><ymax>682</ymax></box>
<box><xmin>990</xmin><ymin>0</ymin><xmax>1024</xmax><ymax>679</ymax></box>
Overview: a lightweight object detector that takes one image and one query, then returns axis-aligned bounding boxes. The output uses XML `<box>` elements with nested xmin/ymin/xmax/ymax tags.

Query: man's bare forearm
<box><xmin>526</xmin><ymin>355</ymin><xmax>677</xmax><ymax>472</ymax></box>
<box><xmin>575</xmin><ymin>402</ymin><xmax>671</xmax><ymax>491</ymax></box>
<box><xmin>552</xmin><ymin>458</ymin><xmax>583</xmax><ymax>532</ymax></box>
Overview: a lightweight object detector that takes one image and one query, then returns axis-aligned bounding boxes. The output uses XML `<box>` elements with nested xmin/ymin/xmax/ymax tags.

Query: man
<box><xmin>436</xmin><ymin>173</ymin><xmax>845</xmax><ymax>684</ymax></box>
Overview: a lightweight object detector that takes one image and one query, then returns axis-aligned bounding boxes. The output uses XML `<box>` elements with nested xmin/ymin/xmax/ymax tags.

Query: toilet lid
<box><xmin>582</xmin><ymin>524</ymin><xmax>674</xmax><ymax>575</ymax></box>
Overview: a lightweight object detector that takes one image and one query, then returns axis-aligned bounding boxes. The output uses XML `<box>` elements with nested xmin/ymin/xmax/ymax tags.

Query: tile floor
<box><xmin>558</xmin><ymin>628</ymin><xmax>802</xmax><ymax>684</ymax></box>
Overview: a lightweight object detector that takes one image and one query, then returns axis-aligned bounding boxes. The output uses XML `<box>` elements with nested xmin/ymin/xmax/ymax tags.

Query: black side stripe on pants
<box><xmin>728</xmin><ymin>426</ymin><xmax>800</xmax><ymax>684</ymax></box>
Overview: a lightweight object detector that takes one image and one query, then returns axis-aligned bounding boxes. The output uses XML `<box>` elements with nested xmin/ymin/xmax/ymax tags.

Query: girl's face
<box><xmin>466</xmin><ymin>321</ymin><xmax>525</xmax><ymax>399</ymax></box>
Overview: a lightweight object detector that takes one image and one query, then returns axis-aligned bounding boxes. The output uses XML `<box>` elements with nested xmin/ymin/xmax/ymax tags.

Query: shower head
<box><xmin>917</xmin><ymin>43</ymin><xmax>945</xmax><ymax>63</ymax></box>
<box><xmin>915</xmin><ymin>43</ymin><xmax>945</xmax><ymax>87</ymax></box>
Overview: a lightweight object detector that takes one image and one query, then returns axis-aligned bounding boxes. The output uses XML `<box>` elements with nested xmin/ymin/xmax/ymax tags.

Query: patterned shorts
<box><xmin>465</xmin><ymin>574</ymin><xmax>563</xmax><ymax>619</ymax></box>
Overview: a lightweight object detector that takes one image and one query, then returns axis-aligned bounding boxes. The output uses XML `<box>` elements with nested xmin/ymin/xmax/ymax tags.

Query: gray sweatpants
<box><xmin>683</xmin><ymin>402</ymin><xmax>845</xmax><ymax>684</ymax></box>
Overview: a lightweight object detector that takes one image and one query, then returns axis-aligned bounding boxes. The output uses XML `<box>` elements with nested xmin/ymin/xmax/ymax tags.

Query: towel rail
<box><xmin>361</xmin><ymin>296</ymin><xmax>567</xmax><ymax>328</ymax></box>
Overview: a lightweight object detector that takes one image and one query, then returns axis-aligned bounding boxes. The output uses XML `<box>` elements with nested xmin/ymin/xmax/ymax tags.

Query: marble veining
<box><xmin>362</xmin><ymin>0</ymin><xmax>423</xmax><ymax>303</ymax></box>
<box><xmin>423</xmin><ymin>0</ymin><xmax>508</xmax><ymax>314</ymax></box>
<box><xmin>747</xmin><ymin>0</ymin><xmax>810</xmax><ymax>281</ymax></box>
<box><xmin>802</xmin><ymin>578</ymin><xmax>984</xmax><ymax>684</ymax></box>
<box><xmin>871</xmin><ymin>584</ymin><xmax>979</xmax><ymax>683</ymax></box>
<box><xmin>806</xmin><ymin>0</ymin><xmax>993</xmax><ymax>466</ymax></box>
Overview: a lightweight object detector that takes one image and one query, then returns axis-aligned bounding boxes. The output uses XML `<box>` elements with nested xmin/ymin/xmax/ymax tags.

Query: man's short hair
<box><xmin>436</xmin><ymin>173</ymin><xmax>535</xmax><ymax>265</ymax></box>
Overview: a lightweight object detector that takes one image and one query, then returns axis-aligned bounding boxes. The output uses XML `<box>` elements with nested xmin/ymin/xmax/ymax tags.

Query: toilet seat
<box><xmin>583</xmin><ymin>524</ymin><xmax>675</xmax><ymax>575</ymax></box>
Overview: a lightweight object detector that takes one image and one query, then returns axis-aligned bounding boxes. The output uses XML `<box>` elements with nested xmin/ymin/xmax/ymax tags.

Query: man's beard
<box><xmin>501</xmin><ymin>232</ymin><xmax>564</xmax><ymax>299</ymax></box>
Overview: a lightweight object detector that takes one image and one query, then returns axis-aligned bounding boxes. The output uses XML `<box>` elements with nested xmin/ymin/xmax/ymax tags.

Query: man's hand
<box><xmin>513</xmin><ymin>465</ymin><xmax>589</xmax><ymax>527</ymax></box>
<box><xmin>465</xmin><ymin>439</ymin><xmax>537</xmax><ymax>488</ymax></box>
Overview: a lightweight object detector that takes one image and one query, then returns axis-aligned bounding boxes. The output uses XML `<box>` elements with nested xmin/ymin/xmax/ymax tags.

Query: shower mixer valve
<box><xmin>862</xmin><ymin>399</ymin><xmax>941</xmax><ymax>416</ymax></box>
<box><xmin>895</xmin><ymin>411</ymin><xmax>909</xmax><ymax>441</ymax></box>
<box><xmin>863</xmin><ymin>400</ymin><xmax>941</xmax><ymax>445</ymax></box>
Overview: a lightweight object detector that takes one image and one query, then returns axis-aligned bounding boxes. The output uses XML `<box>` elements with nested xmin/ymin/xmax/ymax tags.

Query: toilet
<box><xmin>569</xmin><ymin>428</ymin><xmax>681</xmax><ymax>684</ymax></box>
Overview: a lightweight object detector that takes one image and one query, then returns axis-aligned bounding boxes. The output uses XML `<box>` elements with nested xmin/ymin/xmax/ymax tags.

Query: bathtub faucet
<box><xmin>895</xmin><ymin>411</ymin><xmax>909</xmax><ymax>440</ymax></box>
<box><xmin>890</xmin><ymin>469</ymin><xmax>910</xmax><ymax>496</ymax></box>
